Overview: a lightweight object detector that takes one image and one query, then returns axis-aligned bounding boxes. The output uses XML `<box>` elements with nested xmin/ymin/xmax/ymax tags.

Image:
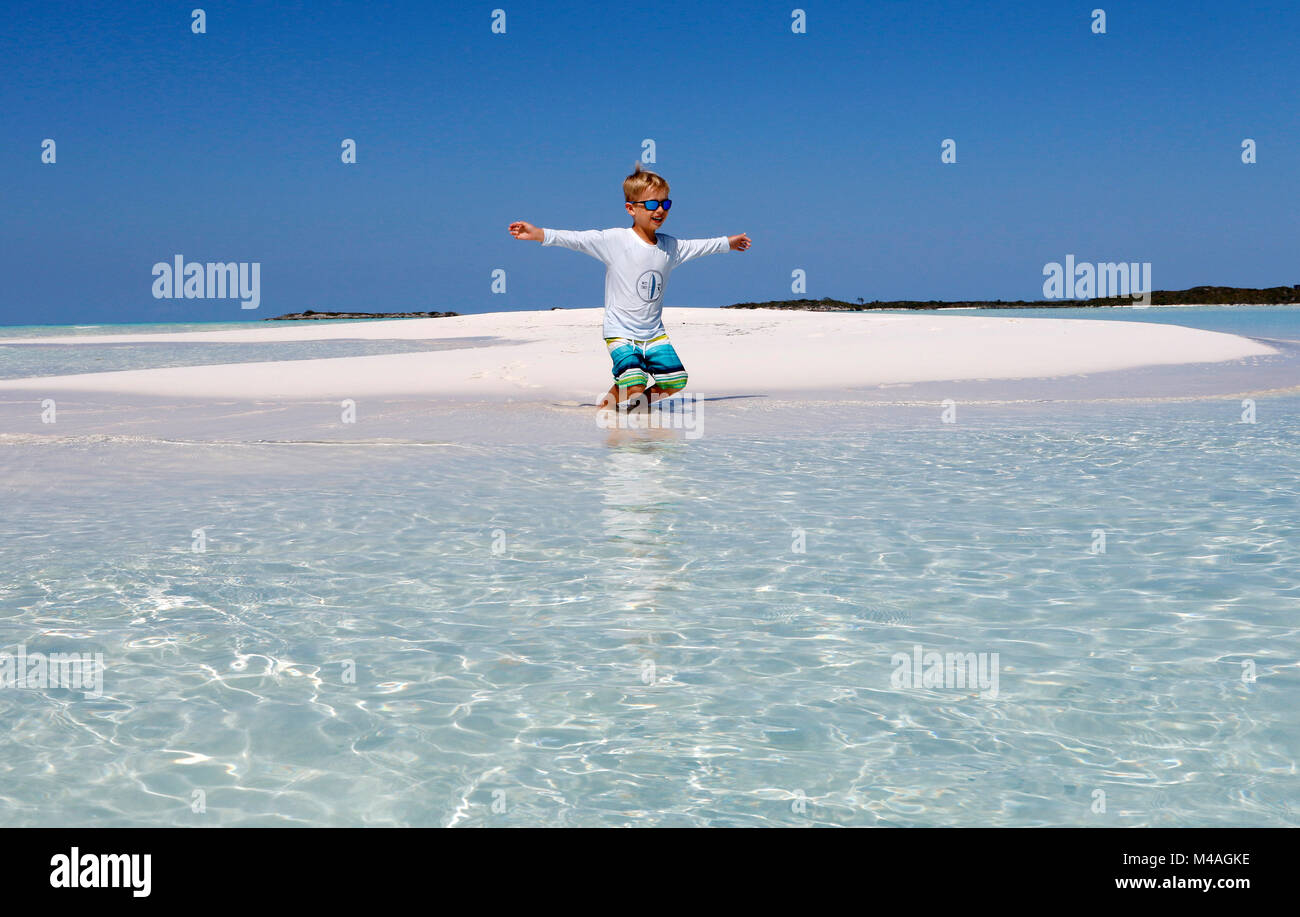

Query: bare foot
<box><xmin>620</xmin><ymin>393</ymin><xmax>651</xmax><ymax>413</ymax></box>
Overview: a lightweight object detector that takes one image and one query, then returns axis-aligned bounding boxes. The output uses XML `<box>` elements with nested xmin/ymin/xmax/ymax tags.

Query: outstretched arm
<box><xmin>672</xmin><ymin>233</ymin><xmax>752</xmax><ymax>266</ymax></box>
<box><xmin>508</xmin><ymin>222</ymin><xmax>610</xmax><ymax>262</ymax></box>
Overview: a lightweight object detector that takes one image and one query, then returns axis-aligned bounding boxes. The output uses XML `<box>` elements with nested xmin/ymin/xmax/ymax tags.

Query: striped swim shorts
<box><xmin>604</xmin><ymin>333</ymin><xmax>689</xmax><ymax>392</ymax></box>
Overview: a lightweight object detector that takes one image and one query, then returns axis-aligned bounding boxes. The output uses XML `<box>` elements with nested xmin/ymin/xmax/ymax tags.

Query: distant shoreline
<box><xmin>257</xmin><ymin>287</ymin><xmax>1300</xmax><ymax>322</ymax></box>
<box><xmin>265</xmin><ymin>310</ymin><xmax>460</xmax><ymax>321</ymax></box>
<box><xmin>724</xmin><ymin>286</ymin><xmax>1300</xmax><ymax>311</ymax></box>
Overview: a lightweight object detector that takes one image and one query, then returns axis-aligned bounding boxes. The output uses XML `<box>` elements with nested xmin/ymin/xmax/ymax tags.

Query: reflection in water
<box><xmin>598</xmin><ymin>432</ymin><xmax>688</xmax><ymax>615</ymax></box>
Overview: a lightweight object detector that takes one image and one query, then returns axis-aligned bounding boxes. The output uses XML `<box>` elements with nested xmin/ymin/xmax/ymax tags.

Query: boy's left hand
<box><xmin>728</xmin><ymin>233</ymin><xmax>751</xmax><ymax>252</ymax></box>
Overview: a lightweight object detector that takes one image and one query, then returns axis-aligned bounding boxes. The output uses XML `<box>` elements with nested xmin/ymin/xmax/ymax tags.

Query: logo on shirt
<box><xmin>636</xmin><ymin>269</ymin><xmax>664</xmax><ymax>302</ymax></box>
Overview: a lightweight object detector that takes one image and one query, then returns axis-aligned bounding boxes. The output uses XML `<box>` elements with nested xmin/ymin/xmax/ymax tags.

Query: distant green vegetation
<box><xmin>724</xmin><ymin>286</ymin><xmax>1300</xmax><ymax>311</ymax></box>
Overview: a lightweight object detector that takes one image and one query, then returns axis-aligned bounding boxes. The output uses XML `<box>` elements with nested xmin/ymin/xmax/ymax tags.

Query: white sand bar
<box><xmin>0</xmin><ymin>308</ymin><xmax>1278</xmax><ymax>402</ymax></box>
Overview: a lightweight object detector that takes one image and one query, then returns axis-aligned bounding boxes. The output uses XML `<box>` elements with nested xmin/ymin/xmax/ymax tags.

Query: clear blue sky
<box><xmin>2</xmin><ymin>0</ymin><xmax>1296</xmax><ymax>325</ymax></box>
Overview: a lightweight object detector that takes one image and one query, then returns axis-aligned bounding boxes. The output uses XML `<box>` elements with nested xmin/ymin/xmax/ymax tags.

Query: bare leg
<box><xmin>645</xmin><ymin>383</ymin><xmax>685</xmax><ymax>402</ymax></box>
<box><xmin>622</xmin><ymin>383</ymin><xmax>649</xmax><ymax>411</ymax></box>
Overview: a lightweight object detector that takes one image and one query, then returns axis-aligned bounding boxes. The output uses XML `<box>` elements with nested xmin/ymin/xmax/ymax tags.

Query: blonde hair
<box><xmin>623</xmin><ymin>162</ymin><xmax>670</xmax><ymax>202</ymax></box>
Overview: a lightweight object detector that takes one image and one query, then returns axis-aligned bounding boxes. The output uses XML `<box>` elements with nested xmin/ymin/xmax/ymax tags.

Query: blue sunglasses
<box><xmin>632</xmin><ymin>199</ymin><xmax>672</xmax><ymax>211</ymax></box>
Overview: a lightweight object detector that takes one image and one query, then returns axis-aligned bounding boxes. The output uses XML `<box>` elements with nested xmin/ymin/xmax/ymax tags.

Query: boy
<box><xmin>509</xmin><ymin>163</ymin><xmax>751</xmax><ymax>412</ymax></box>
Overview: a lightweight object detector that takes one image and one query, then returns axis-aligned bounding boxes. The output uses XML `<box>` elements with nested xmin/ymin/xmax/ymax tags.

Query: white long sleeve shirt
<box><xmin>542</xmin><ymin>226</ymin><xmax>730</xmax><ymax>339</ymax></box>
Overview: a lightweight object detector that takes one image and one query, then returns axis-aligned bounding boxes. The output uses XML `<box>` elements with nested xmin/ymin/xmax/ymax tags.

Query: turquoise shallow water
<box><xmin>0</xmin><ymin>306</ymin><xmax>1297</xmax><ymax>826</ymax></box>
<box><xmin>0</xmin><ymin>318</ymin><xmax>409</xmax><ymax>339</ymax></box>
<box><xmin>0</xmin><ymin>337</ymin><xmax>499</xmax><ymax>380</ymax></box>
<box><xmin>2</xmin><ymin>409</ymin><xmax>1297</xmax><ymax>827</ymax></box>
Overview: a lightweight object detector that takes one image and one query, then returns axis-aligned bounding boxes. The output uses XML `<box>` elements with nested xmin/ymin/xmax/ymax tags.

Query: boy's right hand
<box><xmin>508</xmin><ymin>221</ymin><xmax>544</xmax><ymax>242</ymax></box>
